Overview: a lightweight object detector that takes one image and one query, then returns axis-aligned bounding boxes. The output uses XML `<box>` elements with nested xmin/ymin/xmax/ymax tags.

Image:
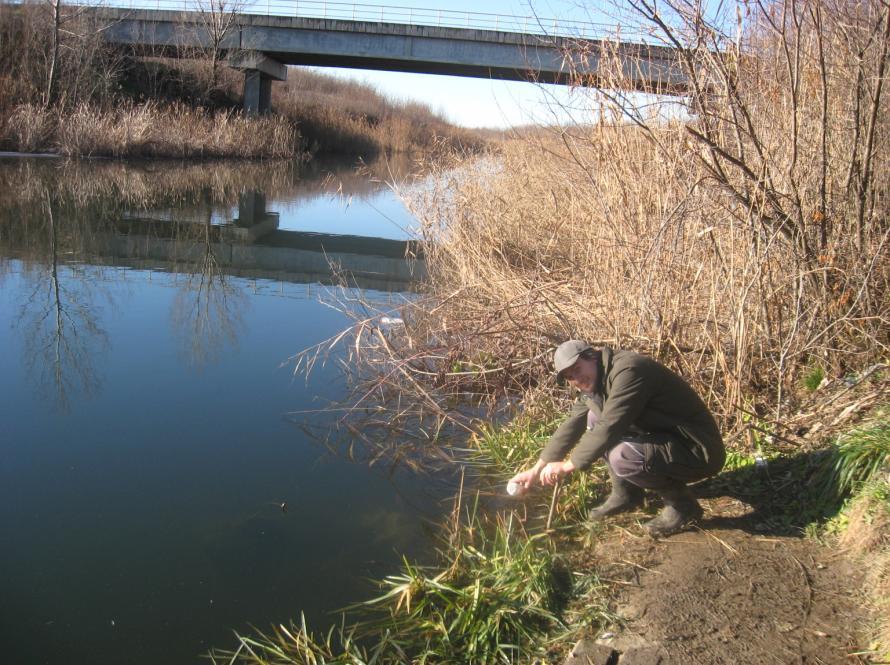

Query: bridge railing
<box><xmin>68</xmin><ymin>0</ymin><xmax>638</xmax><ymax>40</ymax></box>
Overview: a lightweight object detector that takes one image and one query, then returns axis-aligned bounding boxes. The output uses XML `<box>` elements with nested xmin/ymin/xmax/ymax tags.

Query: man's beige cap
<box><xmin>553</xmin><ymin>340</ymin><xmax>592</xmax><ymax>379</ymax></box>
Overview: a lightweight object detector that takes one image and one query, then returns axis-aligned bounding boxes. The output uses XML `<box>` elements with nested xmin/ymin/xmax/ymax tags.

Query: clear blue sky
<box><xmin>301</xmin><ymin>0</ymin><xmax>618</xmax><ymax>128</ymax></box>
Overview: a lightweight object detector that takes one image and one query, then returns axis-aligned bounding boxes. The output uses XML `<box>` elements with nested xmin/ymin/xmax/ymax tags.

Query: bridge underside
<box><xmin>255</xmin><ymin>52</ymin><xmax>576</xmax><ymax>85</ymax></box>
<box><xmin>90</xmin><ymin>8</ymin><xmax>689</xmax><ymax>115</ymax></box>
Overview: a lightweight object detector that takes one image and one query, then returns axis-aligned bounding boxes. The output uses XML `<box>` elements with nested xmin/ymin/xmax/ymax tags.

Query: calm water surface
<box><xmin>0</xmin><ymin>156</ymin><xmax>451</xmax><ymax>665</ymax></box>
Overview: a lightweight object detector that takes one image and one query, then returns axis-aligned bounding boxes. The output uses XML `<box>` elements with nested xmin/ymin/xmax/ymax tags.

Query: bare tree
<box><xmin>194</xmin><ymin>0</ymin><xmax>244</xmax><ymax>98</ymax></box>
<box><xmin>41</xmin><ymin>0</ymin><xmax>92</xmax><ymax>107</ymax></box>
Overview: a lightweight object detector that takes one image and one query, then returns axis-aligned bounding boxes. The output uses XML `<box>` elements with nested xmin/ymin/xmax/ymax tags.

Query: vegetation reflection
<box><xmin>171</xmin><ymin>205</ymin><xmax>246</xmax><ymax>368</ymax></box>
<box><xmin>0</xmin><ymin>156</ymin><xmax>422</xmax><ymax>401</ymax></box>
<box><xmin>13</xmin><ymin>188</ymin><xmax>111</xmax><ymax>410</ymax></box>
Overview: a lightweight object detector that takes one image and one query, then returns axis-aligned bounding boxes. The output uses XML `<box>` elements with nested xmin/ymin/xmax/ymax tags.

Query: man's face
<box><xmin>561</xmin><ymin>356</ymin><xmax>597</xmax><ymax>393</ymax></box>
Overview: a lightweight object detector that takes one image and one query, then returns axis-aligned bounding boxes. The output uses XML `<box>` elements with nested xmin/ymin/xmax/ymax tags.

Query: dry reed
<box><xmin>61</xmin><ymin>101</ymin><xmax>301</xmax><ymax>158</ymax></box>
<box><xmin>5</xmin><ymin>103</ymin><xmax>55</xmax><ymax>153</ymax></box>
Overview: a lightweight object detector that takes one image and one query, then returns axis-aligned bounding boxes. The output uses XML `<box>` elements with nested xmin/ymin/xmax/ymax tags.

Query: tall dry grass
<box><xmin>331</xmin><ymin>0</ymin><xmax>888</xmax><ymax>442</ymax></box>
<box><xmin>5</xmin><ymin>101</ymin><xmax>302</xmax><ymax>158</ymax></box>
<box><xmin>0</xmin><ymin>2</ymin><xmax>303</xmax><ymax>158</ymax></box>
<box><xmin>61</xmin><ymin>102</ymin><xmax>300</xmax><ymax>158</ymax></box>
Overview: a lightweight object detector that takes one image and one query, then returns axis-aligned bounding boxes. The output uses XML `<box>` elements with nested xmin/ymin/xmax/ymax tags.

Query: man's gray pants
<box><xmin>587</xmin><ymin>411</ymin><xmax>716</xmax><ymax>490</ymax></box>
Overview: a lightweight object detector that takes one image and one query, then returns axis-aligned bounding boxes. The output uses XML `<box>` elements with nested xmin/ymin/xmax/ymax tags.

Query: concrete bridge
<box><xmin>80</xmin><ymin>2</ymin><xmax>689</xmax><ymax>115</ymax></box>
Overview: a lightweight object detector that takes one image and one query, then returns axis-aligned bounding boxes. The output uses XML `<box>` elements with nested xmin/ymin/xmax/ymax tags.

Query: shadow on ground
<box><xmin>693</xmin><ymin>448</ymin><xmax>842</xmax><ymax>536</ymax></box>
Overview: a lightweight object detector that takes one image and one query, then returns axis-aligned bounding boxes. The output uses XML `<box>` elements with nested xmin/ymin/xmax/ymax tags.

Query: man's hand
<box><xmin>508</xmin><ymin>466</ymin><xmax>541</xmax><ymax>493</ymax></box>
<box><xmin>538</xmin><ymin>460</ymin><xmax>576</xmax><ymax>486</ymax></box>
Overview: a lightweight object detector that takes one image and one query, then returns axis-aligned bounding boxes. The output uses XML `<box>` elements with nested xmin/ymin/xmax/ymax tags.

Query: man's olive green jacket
<box><xmin>540</xmin><ymin>347</ymin><xmax>725</xmax><ymax>475</ymax></box>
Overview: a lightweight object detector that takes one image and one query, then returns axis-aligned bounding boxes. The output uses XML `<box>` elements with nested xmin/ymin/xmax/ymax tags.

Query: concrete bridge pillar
<box><xmin>243</xmin><ymin>71</ymin><xmax>272</xmax><ymax>115</ymax></box>
<box><xmin>229</xmin><ymin>51</ymin><xmax>287</xmax><ymax>116</ymax></box>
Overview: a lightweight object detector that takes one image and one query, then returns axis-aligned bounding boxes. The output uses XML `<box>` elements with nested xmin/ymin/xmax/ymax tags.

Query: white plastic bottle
<box><xmin>506</xmin><ymin>481</ymin><xmax>525</xmax><ymax>496</ymax></box>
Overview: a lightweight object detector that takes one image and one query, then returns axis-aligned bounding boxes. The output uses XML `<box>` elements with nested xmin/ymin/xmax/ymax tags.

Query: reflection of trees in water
<box><xmin>0</xmin><ymin>154</ymin><xmax>418</xmax><ymax>383</ymax></box>
<box><xmin>16</xmin><ymin>192</ymin><xmax>110</xmax><ymax>411</ymax></box>
<box><xmin>0</xmin><ymin>153</ymin><xmax>418</xmax><ymax>217</ymax></box>
<box><xmin>170</xmin><ymin>212</ymin><xmax>246</xmax><ymax>368</ymax></box>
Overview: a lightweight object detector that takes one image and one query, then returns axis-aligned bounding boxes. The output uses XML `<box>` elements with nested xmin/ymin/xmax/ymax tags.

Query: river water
<box><xmin>0</xmin><ymin>156</ymin><xmax>453</xmax><ymax>665</ymax></box>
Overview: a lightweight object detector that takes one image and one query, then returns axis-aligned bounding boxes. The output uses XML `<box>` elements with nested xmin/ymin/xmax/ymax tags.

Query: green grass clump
<box><xmin>823</xmin><ymin>419</ymin><xmax>890</xmax><ymax>499</ymax></box>
<box><xmin>466</xmin><ymin>416</ymin><xmax>607</xmax><ymax>526</ymax></box>
<box><xmin>210</xmin><ymin>615</ymin><xmax>364</xmax><ymax>665</ymax></box>
<box><xmin>799</xmin><ymin>412</ymin><xmax>890</xmax><ymax>538</ymax></box>
<box><xmin>802</xmin><ymin>365</ymin><xmax>826</xmax><ymax>391</ymax></box>
<box><xmin>358</xmin><ymin>510</ymin><xmax>567</xmax><ymax>663</ymax></box>
<box><xmin>722</xmin><ymin>450</ymin><xmax>758</xmax><ymax>471</ymax></box>
<box><xmin>467</xmin><ymin>417</ymin><xmax>557</xmax><ymax>474</ymax></box>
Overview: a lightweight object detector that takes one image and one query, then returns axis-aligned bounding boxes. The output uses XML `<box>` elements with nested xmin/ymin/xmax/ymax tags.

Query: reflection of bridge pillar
<box><xmin>225</xmin><ymin>190</ymin><xmax>278</xmax><ymax>242</ymax></box>
<box><xmin>237</xmin><ymin>191</ymin><xmax>266</xmax><ymax>226</ymax></box>
<box><xmin>229</xmin><ymin>51</ymin><xmax>287</xmax><ymax>116</ymax></box>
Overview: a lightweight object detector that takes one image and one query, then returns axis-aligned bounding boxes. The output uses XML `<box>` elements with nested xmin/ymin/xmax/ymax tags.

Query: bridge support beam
<box><xmin>243</xmin><ymin>71</ymin><xmax>272</xmax><ymax>115</ymax></box>
<box><xmin>230</xmin><ymin>51</ymin><xmax>287</xmax><ymax>116</ymax></box>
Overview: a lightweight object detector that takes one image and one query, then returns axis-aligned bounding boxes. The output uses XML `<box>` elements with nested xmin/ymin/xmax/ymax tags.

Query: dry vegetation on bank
<box><xmin>6</xmin><ymin>101</ymin><xmax>300</xmax><ymax>158</ymax></box>
<box><xmin>273</xmin><ymin>68</ymin><xmax>484</xmax><ymax>156</ymax></box>
<box><xmin>337</xmin><ymin>0</ymin><xmax>889</xmax><ymax>440</ymax></box>
<box><xmin>0</xmin><ymin>2</ymin><xmax>481</xmax><ymax>158</ymax></box>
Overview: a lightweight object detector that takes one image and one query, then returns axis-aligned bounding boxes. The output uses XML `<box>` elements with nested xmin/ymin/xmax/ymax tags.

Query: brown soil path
<box><xmin>594</xmin><ymin>528</ymin><xmax>863</xmax><ymax>664</ymax></box>
<box><xmin>571</xmin><ymin>492</ymin><xmax>870</xmax><ymax>665</ymax></box>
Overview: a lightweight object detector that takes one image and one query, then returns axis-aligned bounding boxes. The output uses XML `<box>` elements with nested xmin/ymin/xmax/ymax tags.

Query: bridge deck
<box><xmin>88</xmin><ymin>6</ymin><xmax>689</xmax><ymax>92</ymax></box>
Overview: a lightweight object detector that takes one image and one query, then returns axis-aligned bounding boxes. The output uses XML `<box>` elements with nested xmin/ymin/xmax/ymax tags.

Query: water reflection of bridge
<box><xmin>104</xmin><ymin>190</ymin><xmax>425</xmax><ymax>293</ymax></box>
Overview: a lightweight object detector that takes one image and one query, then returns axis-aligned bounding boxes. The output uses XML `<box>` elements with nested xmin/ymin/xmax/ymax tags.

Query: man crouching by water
<box><xmin>509</xmin><ymin>341</ymin><xmax>726</xmax><ymax>537</ymax></box>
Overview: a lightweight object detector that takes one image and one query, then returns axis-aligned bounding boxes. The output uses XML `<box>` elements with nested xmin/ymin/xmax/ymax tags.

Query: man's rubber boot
<box><xmin>644</xmin><ymin>483</ymin><xmax>703</xmax><ymax>537</ymax></box>
<box><xmin>588</xmin><ymin>467</ymin><xmax>645</xmax><ymax>522</ymax></box>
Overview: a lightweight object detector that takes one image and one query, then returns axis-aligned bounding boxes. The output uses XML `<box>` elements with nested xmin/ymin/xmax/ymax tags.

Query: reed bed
<box><xmin>5</xmin><ymin>101</ymin><xmax>302</xmax><ymax>158</ymax></box>
<box><xmin>273</xmin><ymin>68</ymin><xmax>485</xmax><ymax>157</ymax></box>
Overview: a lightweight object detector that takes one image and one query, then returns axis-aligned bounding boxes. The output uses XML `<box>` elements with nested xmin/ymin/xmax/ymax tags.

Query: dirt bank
<box><xmin>598</xmin><ymin>529</ymin><xmax>862</xmax><ymax>664</ymax></box>
<box><xmin>566</xmin><ymin>490</ymin><xmax>871</xmax><ymax>665</ymax></box>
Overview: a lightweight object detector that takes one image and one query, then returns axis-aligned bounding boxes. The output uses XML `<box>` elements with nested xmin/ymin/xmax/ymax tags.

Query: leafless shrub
<box><xmin>0</xmin><ymin>1</ymin><xmax>122</xmax><ymax>111</ymax></box>
<box><xmin>192</xmin><ymin>0</ymin><xmax>243</xmax><ymax>97</ymax></box>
